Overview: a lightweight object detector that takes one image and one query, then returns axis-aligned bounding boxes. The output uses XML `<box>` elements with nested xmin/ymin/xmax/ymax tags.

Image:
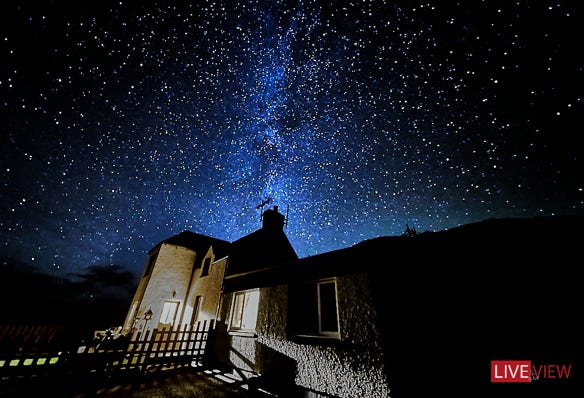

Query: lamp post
<box><xmin>142</xmin><ymin>308</ymin><xmax>153</xmax><ymax>337</ymax></box>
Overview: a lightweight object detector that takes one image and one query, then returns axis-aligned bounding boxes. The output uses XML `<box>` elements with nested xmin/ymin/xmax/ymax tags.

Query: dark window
<box><xmin>201</xmin><ymin>257</ymin><xmax>211</xmax><ymax>276</ymax></box>
<box><xmin>318</xmin><ymin>281</ymin><xmax>339</xmax><ymax>334</ymax></box>
<box><xmin>192</xmin><ymin>295</ymin><xmax>203</xmax><ymax>323</ymax></box>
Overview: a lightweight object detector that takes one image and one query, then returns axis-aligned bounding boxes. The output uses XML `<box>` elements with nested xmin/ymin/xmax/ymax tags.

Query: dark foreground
<box><xmin>0</xmin><ymin>368</ymin><xmax>253</xmax><ymax>398</ymax></box>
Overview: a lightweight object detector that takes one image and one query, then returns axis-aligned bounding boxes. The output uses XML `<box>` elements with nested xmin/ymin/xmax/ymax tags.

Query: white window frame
<box><xmin>229</xmin><ymin>289</ymin><xmax>260</xmax><ymax>333</ymax></box>
<box><xmin>316</xmin><ymin>278</ymin><xmax>340</xmax><ymax>338</ymax></box>
<box><xmin>292</xmin><ymin>277</ymin><xmax>341</xmax><ymax>340</ymax></box>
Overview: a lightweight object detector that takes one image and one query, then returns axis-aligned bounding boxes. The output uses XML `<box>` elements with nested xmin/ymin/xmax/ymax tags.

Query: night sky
<box><xmin>1</xmin><ymin>0</ymin><xmax>582</xmax><ymax>279</ymax></box>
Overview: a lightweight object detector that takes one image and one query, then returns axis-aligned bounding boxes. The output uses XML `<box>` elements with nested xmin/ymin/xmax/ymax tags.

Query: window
<box><xmin>229</xmin><ymin>289</ymin><xmax>259</xmax><ymax>332</ymax></box>
<box><xmin>160</xmin><ymin>301</ymin><xmax>179</xmax><ymax>327</ymax></box>
<box><xmin>201</xmin><ymin>257</ymin><xmax>211</xmax><ymax>276</ymax></box>
<box><xmin>290</xmin><ymin>278</ymin><xmax>340</xmax><ymax>339</ymax></box>
<box><xmin>125</xmin><ymin>301</ymin><xmax>139</xmax><ymax>331</ymax></box>
<box><xmin>192</xmin><ymin>295</ymin><xmax>203</xmax><ymax>323</ymax></box>
<box><xmin>318</xmin><ymin>280</ymin><xmax>339</xmax><ymax>335</ymax></box>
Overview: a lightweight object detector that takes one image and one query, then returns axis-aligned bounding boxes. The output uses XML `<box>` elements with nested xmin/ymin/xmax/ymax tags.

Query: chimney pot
<box><xmin>262</xmin><ymin>205</ymin><xmax>284</xmax><ymax>230</ymax></box>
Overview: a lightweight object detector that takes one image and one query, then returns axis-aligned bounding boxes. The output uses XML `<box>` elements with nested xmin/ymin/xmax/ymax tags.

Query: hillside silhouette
<box><xmin>351</xmin><ymin>215</ymin><xmax>581</xmax><ymax>397</ymax></box>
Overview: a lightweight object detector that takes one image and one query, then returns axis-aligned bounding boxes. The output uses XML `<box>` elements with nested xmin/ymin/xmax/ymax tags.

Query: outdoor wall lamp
<box><xmin>141</xmin><ymin>308</ymin><xmax>153</xmax><ymax>336</ymax></box>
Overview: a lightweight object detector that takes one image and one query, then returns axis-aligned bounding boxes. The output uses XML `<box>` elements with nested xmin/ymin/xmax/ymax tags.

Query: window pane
<box><xmin>160</xmin><ymin>303</ymin><xmax>171</xmax><ymax>322</ymax></box>
<box><xmin>232</xmin><ymin>292</ymin><xmax>245</xmax><ymax>328</ymax></box>
<box><xmin>319</xmin><ymin>282</ymin><xmax>338</xmax><ymax>333</ymax></box>
<box><xmin>294</xmin><ymin>283</ymin><xmax>318</xmax><ymax>334</ymax></box>
<box><xmin>192</xmin><ymin>296</ymin><xmax>203</xmax><ymax>323</ymax></box>
<box><xmin>241</xmin><ymin>290</ymin><xmax>259</xmax><ymax>330</ymax></box>
<box><xmin>202</xmin><ymin>258</ymin><xmax>211</xmax><ymax>276</ymax></box>
<box><xmin>230</xmin><ymin>290</ymin><xmax>259</xmax><ymax>331</ymax></box>
<box><xmin>161</xmin><ymin>301</ymin><xmax>178</xmax><ymax>325</ymax></box>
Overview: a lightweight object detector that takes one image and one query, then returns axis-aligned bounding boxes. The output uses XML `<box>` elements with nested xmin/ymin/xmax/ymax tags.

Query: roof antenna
<box><xmin>284</xmin><ymin>204</ymin><xmax>289</xmax><ymax>228</ymax></box>
<box><xmin>255</xmin><ymin>197</ymin><xmax>272</xmax><ymax>222</ymax></box>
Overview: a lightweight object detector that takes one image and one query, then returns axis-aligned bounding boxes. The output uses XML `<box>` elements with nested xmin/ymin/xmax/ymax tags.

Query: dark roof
<box><xmin>148</xmin><ymin>207</ymin><xmax>297</xmax><ymax>276</ymax></box>
<box><xmin>228</xmin><ymin>227</ymin><xmax>298</xmax><ymax>276</ymax></box>
<box><xmin>225</xmin><ymin>206</ymin><xmax>298</xmax><ymax>276</ymax></box>
<box><xmin>223</xmin><ymin>215</ymin><xmax>583</xmax><ymax>292</ymax></box>
<box><xmin>151</xmin><ymin>230</ymin><xmax>231</xmax><ymax>260</ymax></box>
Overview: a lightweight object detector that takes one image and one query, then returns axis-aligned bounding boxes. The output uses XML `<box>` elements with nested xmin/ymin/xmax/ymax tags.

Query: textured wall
<box><xmin>219</xmin><ymin>276</ymin><xmax>391</xmax><ymax>397</ymax></box>
<box><xmin>138</xmin><ymin>243</ymin><xmax>196</xmax><ymax>330</ymax></box>
<box><xmin>181</xmin><ymin>250</ymin><xmax>227</xmax><ymax>324</ymax></box>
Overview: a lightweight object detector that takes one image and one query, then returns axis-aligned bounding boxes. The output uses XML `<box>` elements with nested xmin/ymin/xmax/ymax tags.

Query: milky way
<box><xmin>1</xmin><ymin>0</ymin><xmax>582</xmax><ymax>278</ymax></box>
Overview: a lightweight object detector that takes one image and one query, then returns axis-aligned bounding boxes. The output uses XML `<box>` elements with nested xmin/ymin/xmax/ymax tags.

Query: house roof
<box><xmin>223</xmin><ymin>214</ymin><xmax>582</xmax><ymax>292</ymax></box>
<box><xmin>227</xmin><ymin>206</ymin><xmax>298</xmax><ymax>276</ymax></box>
<box><xmin>148</xmin><ymin>206</ymin><xmax>297</xmax><ymax>275</ymax></box>
<box><xmin>151</xmin><ymin>230</ymin><xmax>231</xmax><ymax>260</ymax></box>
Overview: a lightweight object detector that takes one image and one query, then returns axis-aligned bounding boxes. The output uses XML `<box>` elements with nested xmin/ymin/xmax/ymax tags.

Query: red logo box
<box><xmin>491</xmin><ymin>360</ymin><xmax>532</xmax><ymax>383</ymax></box>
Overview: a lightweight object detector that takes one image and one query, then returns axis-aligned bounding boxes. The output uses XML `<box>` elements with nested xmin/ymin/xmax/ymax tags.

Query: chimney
<box><xmin>262</xmin><ymin>205</ymin><xmax>285</xmax><ymax>231</ymax></box>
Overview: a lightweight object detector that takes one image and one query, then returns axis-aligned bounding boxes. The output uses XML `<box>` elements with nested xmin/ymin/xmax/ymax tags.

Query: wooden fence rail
<box><xmin>0</xmin><ymin>320</ymin><xmax>217</xmax><ymax>391</ymax></box>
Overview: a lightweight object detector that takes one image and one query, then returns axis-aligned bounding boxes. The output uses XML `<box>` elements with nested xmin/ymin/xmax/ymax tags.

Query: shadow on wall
<box><xmin>210</xmin><ymin>321</ymin><xmax>231</xmax><ymax>369</ymax></box>
<box><xmin>251</xmin><ymin>342</ymin><xmax>298</xmax><ymax>396</ymax></box>
<box><xmin>211</xmin><ymin>323</ymin><xmax>300</xmax><ymax>396</ymax></box>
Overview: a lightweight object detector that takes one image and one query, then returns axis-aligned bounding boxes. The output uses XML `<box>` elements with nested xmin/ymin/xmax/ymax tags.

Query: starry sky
<box><xmin>1</xmin><ymin>0</ymin><xmax>582</xmax><ymax>279</ymax></box>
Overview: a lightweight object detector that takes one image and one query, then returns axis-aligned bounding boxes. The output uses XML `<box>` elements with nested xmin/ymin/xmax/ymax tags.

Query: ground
<box><xmin>1</xmin><ymin>369</ymin><xmax>255</xmax><ymax>398</ymax></box>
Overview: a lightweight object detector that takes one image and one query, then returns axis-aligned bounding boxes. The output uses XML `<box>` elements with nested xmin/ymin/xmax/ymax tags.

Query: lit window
<box><xmin>229</xmin><ymin>289</ymin><xmax>259</xmax><ymax>332</ymax></box>
<box><xmin>290</xmin><ymin>278</ymin><xmax>340</xmax><ymax>339</ymax></box>
<box><xmin>160</xmin><ymin>301</ymin><xmax>179</xmax><ymax>326</ymax></box>
<box><xmin>125</xmin><ymin>301</ymin><xmax>139</xmax><ymax>331</ymax></box>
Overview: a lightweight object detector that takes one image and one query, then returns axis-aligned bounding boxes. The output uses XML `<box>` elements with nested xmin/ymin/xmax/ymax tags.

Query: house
<box><xmin>121</xmin><ymin>231</ymin><xmax>231</xmax><ymax>335</ymax></box>
<box><xmin>215</xmin><ymin>215</ymin><xmax>580</xmax><ymax>397</ymax></box>
<box><xmin>217</xmin><ymin>247</ymin><xmax>392</xmax><ymax>397</ymax></box>
<box><xmin>122</xmin><ymin>206</ymin><xmax>298</xmax><ymax>336</ymax></box>
<box><xmin>123</xmin><ymin>211</ymin><xmax>580</xmax><ymax>397</ymax></box>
